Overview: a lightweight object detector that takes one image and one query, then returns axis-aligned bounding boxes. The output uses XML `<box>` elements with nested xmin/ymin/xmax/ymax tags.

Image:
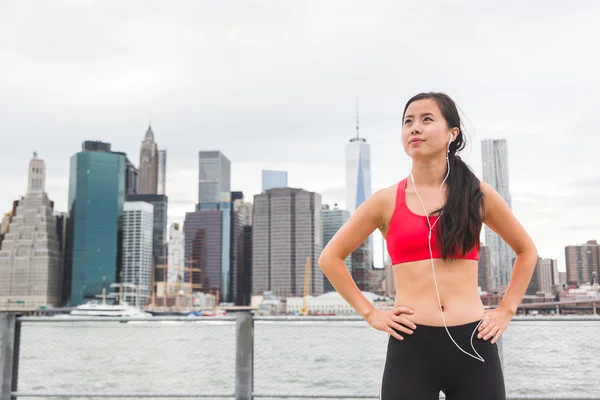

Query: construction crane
<box><xmin>299</xmin><ymin>257</ymin><xmax>311</xmax><ymax>316</ymax></box>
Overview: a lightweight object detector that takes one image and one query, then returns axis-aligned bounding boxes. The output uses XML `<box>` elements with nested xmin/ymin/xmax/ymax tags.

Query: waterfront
<box><xmin>11</xmin><ymin>317</ymin><xmax>600</xmax><ymax>399</ymax></box>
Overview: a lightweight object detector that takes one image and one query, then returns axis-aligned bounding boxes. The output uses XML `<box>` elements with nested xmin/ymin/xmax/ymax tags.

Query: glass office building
<box><xmin>184</xmin><ymin>200</ymin><xmax>232</xmax><ymax>302</ymax></box>
<box><xmin>261</xmin><ymin>170</ymin><xmax>288</xmax><ymax>192</ymax></box>
<box><xmin>65</xmin><ymin>149</ymin><xmax>125</xmax><ymax>306</ymax></box>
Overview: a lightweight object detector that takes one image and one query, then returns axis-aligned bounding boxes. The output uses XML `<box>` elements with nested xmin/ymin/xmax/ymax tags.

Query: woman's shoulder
<box><xmin>478</xmin><ymin>179</ymin><xmax>507</xmax><ymax>217</ymax></box>
<box><xmin>374</xmin><ymin>178</ymin><xmax>405</xmax><ymax>198</ymax></box>
<box><xmin>362</xmin><ymin>181</ymin><xmax>403</xmax><ymax>229</ymax></box>
<box><xmin>369</xmin><ymin>179</ymin><xmax>405</xmax><ymax>209</ymax></box>
<box><xmin>478</xmin><ymin>179</ymin><xmax>496</xmax><ymax>196</ymax></box>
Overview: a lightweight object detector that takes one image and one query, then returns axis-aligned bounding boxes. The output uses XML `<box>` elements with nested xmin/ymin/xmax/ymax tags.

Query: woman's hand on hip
<box><xmin>478</xmin><ymin>305</ymin><xmax>514</xmax><ymax>344</ymax></box>
<box><xmin>365</xmin><ymin>306</ymin><xmax>417</xmax><ymax>340</ymax></box>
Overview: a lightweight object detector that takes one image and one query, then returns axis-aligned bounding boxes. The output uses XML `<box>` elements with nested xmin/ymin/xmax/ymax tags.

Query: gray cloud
<box><xmin>566</xmin><ymin>176</ymin><xmax>600</xmax><ymax>189</ymax></box>
<box><xmin>1</xmin><ymin>0</ymin><xmax>600</xmax><ymax>270</ymax></box>
<box><xmin>318</xmin><ymin>186</ymin><xmax>346</xmax><ymax>202</ymax></box>
<box><xmin>561</xmin><ymin>224</ymin><xmax>600</xmax><ymax>231</ymax></box>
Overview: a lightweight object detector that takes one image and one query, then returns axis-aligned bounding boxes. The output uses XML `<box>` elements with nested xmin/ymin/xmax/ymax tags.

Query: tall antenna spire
<box><xmin>356</xmin><ymin>98</ymin><xmax>359</xmax><ymax>140</ymax></box>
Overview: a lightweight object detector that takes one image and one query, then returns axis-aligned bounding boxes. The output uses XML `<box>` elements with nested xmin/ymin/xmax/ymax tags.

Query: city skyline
<box><xmin>2</xmin><ymin>1</ymin><xmax>600</xmax><ymax>272</ymax></box>
<box><xmin>2</xmin><ymin>144</ymin><xmax>592</xmax><ymax>309</ymax></box>
<box><xmin>0</xmin><ymin>131</ymin><xmax>587</xmax><ymax>273</ymax></box>
<box><xmin>0</xmin><ymin>150</ymin><xmax>592</xmax><ymax>309</ymax></box>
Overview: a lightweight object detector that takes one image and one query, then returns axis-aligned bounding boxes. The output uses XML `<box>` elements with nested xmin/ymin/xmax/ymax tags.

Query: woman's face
<box><xmin>402</xmin><ymin>98</ymin><xmax>456</xmax><ymax>159</ymax></box>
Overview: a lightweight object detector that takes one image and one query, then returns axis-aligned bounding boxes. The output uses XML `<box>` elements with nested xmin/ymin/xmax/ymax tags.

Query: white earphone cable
<box><xmin>409</xmin><ymin>136</ymin><xmax>485</xmax><ymax>363</ymax></box>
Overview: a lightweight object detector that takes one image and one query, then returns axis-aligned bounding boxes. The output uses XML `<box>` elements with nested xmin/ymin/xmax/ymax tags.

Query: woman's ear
<box><xmin>451</xmin><ymin>128</ymin><xmax>460</xmax><ymax>140</ymax></box>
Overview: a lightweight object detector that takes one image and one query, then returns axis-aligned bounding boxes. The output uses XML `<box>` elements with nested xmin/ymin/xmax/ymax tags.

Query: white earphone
<box><xmin>409</xmin><ymin>134</ymin><xmax>486</xmax><ymax>363</ymax></box>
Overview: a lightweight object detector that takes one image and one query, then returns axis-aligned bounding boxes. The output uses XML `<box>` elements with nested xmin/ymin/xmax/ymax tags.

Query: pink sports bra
<box><xmin>386</xmin><ymin>177</ymin><xmax>480</xmax><ymax>265</ymax></box>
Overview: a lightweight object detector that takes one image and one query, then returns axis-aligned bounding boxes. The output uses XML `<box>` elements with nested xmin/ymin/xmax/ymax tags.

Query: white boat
<box><xmin>54</xmin><ymin>287</ymin><xmax>152</xmax><ymax>319</ymax></box>
<box><xmin>67</xmin><ymin>301</ymin><xmax>152</xmax><ymax>318</ymax></box>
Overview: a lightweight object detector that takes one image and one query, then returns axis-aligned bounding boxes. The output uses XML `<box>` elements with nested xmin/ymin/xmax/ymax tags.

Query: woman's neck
<box><xmin>409</xmin><ymin>157</ymin><xmax>448</xmax><ymax>188</ymax></box>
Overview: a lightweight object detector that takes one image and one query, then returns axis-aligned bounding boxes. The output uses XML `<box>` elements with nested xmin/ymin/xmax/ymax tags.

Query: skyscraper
<box><xmin>138</xmin><ymin>126</ymin><xmax>159</xmax><ymax>195</ymax></box>
<box><xmin>542</xmin><ymin>258</ymin><xmax>559</xmax><ymax>291</ymax></box>
<box><xmin>184</xmin><ymin>201</ymin><xmax>232</xmax><ymax>302</ymax></box>
<box><xmin>233</xmin><ymin>197</ymin><xmax>253</xmax><ymax>306</ymax></box>
<box><xmin>54</xmin><ymin>211</ymin><xmax>68</xmax><ymax>303</ymax></box>
<box><xmin>482</xmin><ymin>139</ymin><xmax>515</xmax><ymax>289</ymax></box>
<box><xmin>252</xmin><ymin>188</ymin><xmax>324</xmax><ymax>298</ymax></box>
<box><xmin>124</xmin><ymin>156</ymin><xmax>139</xmax><ymax>195</ymax></box>
<box><xmin>125</xmin><ymin>194</ymin><xmax>168</xmax><ymax>267</ymax></box>
<box><xmin>478</xmin><ymin>244</ymin><xmax>492</xmax><ymax>293</ymax></box>
<box><xmin>234</xmin><ymin>198</ymin><xmax>253</xmax><ymax>226</ymax></box>
<box><xmin>65</xmin><ymin>142</ymin><xmax>125</xmax><ymax>306</ymax></box>
<box><xmin>565</xmin><ymin>240</ymin><xmax>600</xmax><ymax>285</ymax></box>
<box><xmin>239</xmin><ymin>225</ymin><xmax>253</xmax><ymax>306</ymax></box>
<box><xmin>189</xmin><ymin>150</ymin><xmax>236</xmax><ymax>303</ymax></box>
<box><xmin>345</xmin><ymin>118</ymin><xmax>371</xmax><ymax>214</ymax></box>
<box><xmin>351</xmin><ymin>238</ymin><xmax>371</xmax><ymax>291</ymax></box>
<box><xmin>121</xmin><ymin>202</ymin><xmax>154</xmax><ymax>306</ymax></box>
<box><xmin>526</xmin><ymin>257</ymin><xmax>557</xmax><ymax>295</ymax></box>
<box><xmin>158</xmin><ymin>149</ymin><xmax>167</xmax><ymax>195</ymax></box>
<box><xmin>0</xmin><ymin>153</ymin><xmax>62</xmax><ymax>309</ymax></box>
<box><xmin>345</xmin><ymin>104</ymin><xmax>373</xmax><ymax>274</ymax></box>
<box><xmin>113</xmin><ymin>151</ymin><xmax>138</xmax><ymax>195</ymax></box>
<box><xmin>262</xmin><ymin>170</ymin><xmax>288</xmax><ymax>192</ymax></box>
<box><xmin>199</xmin><ymin>151</ymin><xmax>231</xmax><ymax>203</ymax></box>
<box><xmin>322</xmin><ymin>203</ymin><xmax>351</xmax><ymax>293</ymax></box>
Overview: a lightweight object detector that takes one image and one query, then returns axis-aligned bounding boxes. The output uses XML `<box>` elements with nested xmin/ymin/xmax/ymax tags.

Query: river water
<box><xmin>13</xmin><ymin>318</ymin><xmax>600</xmax><ymax>399</ymax></box>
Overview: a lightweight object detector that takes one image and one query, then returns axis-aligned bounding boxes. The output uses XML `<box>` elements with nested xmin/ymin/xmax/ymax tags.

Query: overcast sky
<box><xmin>1</xmin><ymin>0</ymin><xmax>599</xmax><ymax>271</ymax></box>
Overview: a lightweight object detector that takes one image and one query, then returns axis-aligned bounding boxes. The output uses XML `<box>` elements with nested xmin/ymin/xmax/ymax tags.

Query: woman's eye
<box><xmin>424</xmin><ymin>117</ymin><xmax>433</xmax><ymax>122</ymax></box>
<box><xmin>404</xmin><ymin>119</ymin><xmax>412</xmax><ymax>124</ymax></box>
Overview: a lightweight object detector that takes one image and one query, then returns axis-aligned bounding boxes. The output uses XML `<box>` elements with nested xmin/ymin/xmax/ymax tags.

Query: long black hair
<box><xmin>403</xmin><ymin>92</ymin><xmax>484</xmax><ymax>261</ymax></box>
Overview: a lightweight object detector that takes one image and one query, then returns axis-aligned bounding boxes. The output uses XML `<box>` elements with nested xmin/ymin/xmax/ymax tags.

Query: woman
<box><xmin>318</xmin><ymin>92</ymin><xmax>538</xmax><ymax>400</ymax></box>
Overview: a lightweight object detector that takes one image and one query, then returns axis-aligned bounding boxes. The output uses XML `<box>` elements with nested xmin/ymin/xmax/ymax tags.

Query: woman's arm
<box><xmin>318</xmin><ymin>188</ymin><xmax>388</xmax><ymax>320</ymax></box>
<box><xmin>481</xmin><ymin>181</ymin><xmax>539</xmax><ymax>314</ymax></box>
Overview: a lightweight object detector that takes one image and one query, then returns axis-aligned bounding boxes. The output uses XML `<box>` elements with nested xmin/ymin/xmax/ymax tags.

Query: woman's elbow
<box><xmin>318</xmin><ymin>251</ymin><xmax>340</xmax><ymax>271</ymax></box>
<box><xmin>518</xmin><ymin>240</ymin><xmax>538</xmax><ymax>262</ymax></box>
<box><xmin>531</xmin><ymin>245</ymin><xmax>539</xmax><ymax>262</ymax></box>
<box><xmin>318</xmin><ymin>253</ymin><xmax>331</xmax><ymax>271</ymax></box>
<box><xmin>528</xmin><ymin>238</ymin><xmax>538</xmax><ymax>257</ymax></box>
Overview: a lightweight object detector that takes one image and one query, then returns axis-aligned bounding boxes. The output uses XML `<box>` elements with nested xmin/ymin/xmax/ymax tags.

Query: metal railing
<box><xmin>1</xmin><ymin>312</ymin><xmax>599</xmax><ymax>400</ymax></box>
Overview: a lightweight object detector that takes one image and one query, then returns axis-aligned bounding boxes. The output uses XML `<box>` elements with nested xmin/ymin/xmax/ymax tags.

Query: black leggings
<box><xmin>380</xmin><ymin>319</ymin><xmax>506</xmax><ymax>400</ymax></box>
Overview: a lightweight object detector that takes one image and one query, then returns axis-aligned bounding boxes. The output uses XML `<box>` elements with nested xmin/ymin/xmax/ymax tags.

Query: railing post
<box><xmin>0</xmin><ymin>313</ymin><xmax>16</xmax><ymax>400</ymax></box>
<box><xmin>236</xmin><ymin>311</ymin><xmax>254</xmax><ymax>400</ymax></box>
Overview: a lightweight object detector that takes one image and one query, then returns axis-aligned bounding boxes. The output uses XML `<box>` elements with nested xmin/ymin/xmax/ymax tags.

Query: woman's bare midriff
<box><xmin>393</xmin><ymin>258</ymin><xmax>485</xmax><ymax>327</ymax></box>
